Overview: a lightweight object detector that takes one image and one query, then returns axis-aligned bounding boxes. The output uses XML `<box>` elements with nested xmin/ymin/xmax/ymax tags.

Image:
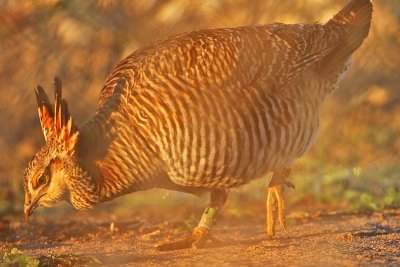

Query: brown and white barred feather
<box><xmin>72</xmin><ymin>0</ymin><xmax>373</xmax><ymax>197</ymax></box>
<box><xmin>23</xmin><ymin>0</ymin><xmax>372</xmax><ymax>214</ymax></box>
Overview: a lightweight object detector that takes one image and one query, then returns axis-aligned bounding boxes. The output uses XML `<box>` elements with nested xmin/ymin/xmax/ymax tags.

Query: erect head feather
<box><xmin>35</xmin><ymin>76</ymin><xmax>79</xmax><ymax>155</ymax></box>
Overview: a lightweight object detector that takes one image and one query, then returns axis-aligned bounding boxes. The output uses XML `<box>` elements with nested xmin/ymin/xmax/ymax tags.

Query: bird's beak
<box><xmin>24</xmin><ymin>208</ymin><xmax>30</xmax><ymax>222</ymax></box>
<box><xmin>24</xmin><ymin>192</ymin><xmax>42</xmax><ymax>222</ymax></box>
<box><xmin>24</xmin><ymin>200</ymin><xmax>35</xmax><ymax>222</ymax></box>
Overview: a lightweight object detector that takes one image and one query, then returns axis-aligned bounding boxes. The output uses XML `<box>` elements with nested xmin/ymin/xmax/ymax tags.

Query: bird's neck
<box><xmin>66</xmin><ymin>163</ymin><xmax>99</xmax><ymax>210</ymax></box>
<box><xmin>76</xmin><ymin>104</ymin><xmax>164</xmax><ymax>205</ymax></box>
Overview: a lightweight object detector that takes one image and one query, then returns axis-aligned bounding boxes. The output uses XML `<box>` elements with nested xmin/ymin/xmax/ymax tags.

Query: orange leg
<box><xmin>266</xmin><ymin>168</ymin><xmax>293</xmax><ymax>237</ymax></box>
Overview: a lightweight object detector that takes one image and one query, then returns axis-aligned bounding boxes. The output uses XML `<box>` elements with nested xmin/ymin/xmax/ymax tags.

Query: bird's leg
<box><xmin>156</xmin><ymin>189</ymin><xmax>228</xmax><ymax>251</ymax></box>
<box><xmin>266</xmin><ymin>168</ymin><xmax>294</xmax><ymax>237</ymax></box>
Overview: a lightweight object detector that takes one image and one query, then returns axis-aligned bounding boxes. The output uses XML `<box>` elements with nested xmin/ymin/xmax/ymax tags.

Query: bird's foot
<box><xmin>155</xmin><ymin>227</ymin><xmax>221</xmax><ymax>251</ymax></box>
<box><xmin>266</xmin><ymin>184</ymin><xmax>286</xmax><ymax>237</ymax></box>
<box><xmin>156</xmin><ymin>207</ymin><xmax>221</xmax><ymax>250</ymax></box>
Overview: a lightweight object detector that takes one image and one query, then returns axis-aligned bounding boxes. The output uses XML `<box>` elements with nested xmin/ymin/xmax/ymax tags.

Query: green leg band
<box><xmin>197</xmin><ymin>207</ymin><xmax>219</xmax><ymax>231</ymax></box>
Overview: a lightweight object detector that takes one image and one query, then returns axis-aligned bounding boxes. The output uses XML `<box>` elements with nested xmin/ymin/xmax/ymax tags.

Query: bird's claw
<box><xmin>284</xmin><ymin>180</ymin><xmax>295</xmax><ymax>189</ymax></box>
<box><xmin>155</xmin><ymin>227</ymin><xmax>221</xmax><ymax>251</ymax></box>
<box><xmin>155</xmin><ymin>235</ymin><xmax>195</xmax><ymax>251</ymax></box>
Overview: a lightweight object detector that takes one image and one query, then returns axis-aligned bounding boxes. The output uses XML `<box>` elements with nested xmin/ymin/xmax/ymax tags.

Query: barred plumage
<box><xmin>24</xmin><ymin>0</ymin><xmax>373</xmax><ymax>249</ymax></box>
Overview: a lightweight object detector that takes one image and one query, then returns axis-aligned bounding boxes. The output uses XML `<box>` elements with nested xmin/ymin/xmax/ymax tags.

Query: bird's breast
<box><xmin>123</xmin><ymin>80</ymin><xmax>320</xmax><ymax>188</ymax></box>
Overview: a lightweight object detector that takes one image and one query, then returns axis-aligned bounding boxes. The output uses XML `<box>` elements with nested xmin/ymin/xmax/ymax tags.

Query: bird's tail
<box><xmin>319</xmin><ymin>0</ymin><xmax>373</xmax><ymax>75</ymax></box>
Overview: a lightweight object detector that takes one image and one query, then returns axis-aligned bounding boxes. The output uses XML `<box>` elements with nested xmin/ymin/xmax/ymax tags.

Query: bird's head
<box><xmin>24</xmin><ymin>77</ymin><xmax>81</xmax><ymax>221</ymax></box>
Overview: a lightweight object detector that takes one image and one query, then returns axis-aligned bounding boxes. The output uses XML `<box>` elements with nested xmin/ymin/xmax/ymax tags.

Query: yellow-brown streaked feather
<box><xmin>30</xmin><ymin>171</ymin><xmax>40</xmax><ymax>190</ymax></box>
<box><xmin>319</xmin><ymin>0</ymin><xmax>372</xmax><ymax>76</ymax></box>
<box><xmin>53</xmin><ymin>76</ymin><xmax>63</xmax><ymax>134</ymax></box>
<box><xmin>35</xmin><ymin>85</ymin><xmax>54</xmax><ymax>142</ymax></box>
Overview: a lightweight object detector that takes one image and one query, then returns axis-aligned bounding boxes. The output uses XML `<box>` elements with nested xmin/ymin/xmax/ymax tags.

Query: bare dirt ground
<box><xmin>1</xmin><ymin>205</ymin><xmax>400</xmax><ymax>266</ymax></box>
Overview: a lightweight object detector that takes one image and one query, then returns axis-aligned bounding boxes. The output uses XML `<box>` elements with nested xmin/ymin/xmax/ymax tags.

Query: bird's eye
<box><xmin>37</xmin><ymin>175</ymin><xmax>46</xmax><ymax>186</ymax></box>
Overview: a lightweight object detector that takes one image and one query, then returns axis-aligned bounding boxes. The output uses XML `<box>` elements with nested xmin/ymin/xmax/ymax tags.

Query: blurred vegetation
<box><xmin>0</xmin><ymin>0</ymin><xmax>399</xmax><ymax>217</ymax></box>
<box><xmin>1</xmin><ymin>248</ymin><xmax>101</xmax><ymax>266</ymax></box>
<box><xmin>2</xmin><ymin>248</ymin><xmax>39</xmax><ymax>267</ymax></box>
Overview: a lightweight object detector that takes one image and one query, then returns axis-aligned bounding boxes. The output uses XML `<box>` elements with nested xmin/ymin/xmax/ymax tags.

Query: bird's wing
<box><xmin>97</xmin><ymin>24</ymin><xmax>333</xmax><ymax>106</ymax></box>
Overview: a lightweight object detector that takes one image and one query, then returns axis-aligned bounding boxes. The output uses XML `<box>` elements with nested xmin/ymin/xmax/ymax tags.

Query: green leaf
<box><xmin>1</xmin><ymin>248</ymin><xmax>39</xmax><ymax>267</ymax></box>
<box><xmin>353</xmin><ymin>193</ymin><xmax>379</xmax><ymax>211</ymax></box>
<box><xmin>383</xmin><ymin>187</ymin><xmax>400</xmax><ymax>208</ymax></box>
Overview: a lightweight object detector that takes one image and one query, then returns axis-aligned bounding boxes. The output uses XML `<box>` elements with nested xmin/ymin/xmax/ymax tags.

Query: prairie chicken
<box><xmin>24</xmin><ymin>0</ymin><xmax>372</xmax><ymax>250</ymax></box>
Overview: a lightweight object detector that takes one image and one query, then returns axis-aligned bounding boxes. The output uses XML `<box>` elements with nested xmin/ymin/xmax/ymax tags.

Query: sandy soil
<box><xmin>1</xmin><ymin>206</ymin><xmax>399</xmax><ymax>266</ymax></box>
